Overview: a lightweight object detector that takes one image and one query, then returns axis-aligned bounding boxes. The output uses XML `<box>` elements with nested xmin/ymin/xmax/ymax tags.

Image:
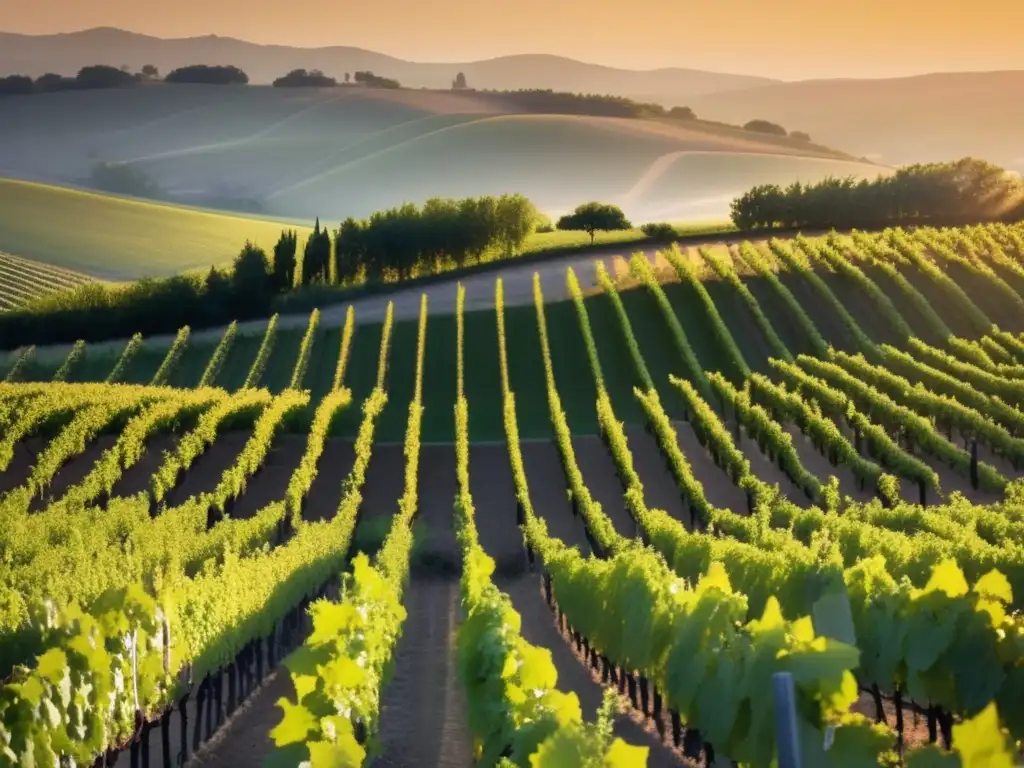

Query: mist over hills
<box><xmin>0</xmin><ymin>27</ymin><xmax>777</xmax><ymax>103</ymax></box>
<box><xmin>689</xmin><ymin>71</ymin><xmax>1024</xmax><ymax>171</ymax></box>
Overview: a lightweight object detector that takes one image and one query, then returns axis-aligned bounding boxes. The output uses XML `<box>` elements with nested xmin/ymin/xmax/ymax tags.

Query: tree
<box><xmin>76</xmin><ymin>65</ymin><xmax>139</xmax><ymax>89</ymax></box>
<box><xmin>35</xmin><ymin>73</ymin><xmax>74</xmax><ymax>91</ymax></box>
<box><xmin>231</xmin><ymin>241</ymin><xmax>273</xmax><ymax>310</ymax></box>
<box><xmin>743</xmin><ymin>119</ymin><xmax>787</xmax><ymax>136</ymax></box>
<box><xmin>0</xmin><ymin>75</ymin><xmax>35</xmax><ymax>95</ymax></box>
<box><xmin>301</xmin><ymin>219</ymin><xmax>332</xmax><ymax>285</ymax></box>
<box><xmin>452</xmin><ymin>72</ymin><xmax>468</xmax><ymax>90</ymax></box>
<box><xmin>669</xmin><ymin>106</ymin><xmax>695</xmax><ymax>120</ymax></box>
<box><xmin>556</xmin><ymin>202</ymin><xmax>632</xmax><ymax>244</ymax></box>
<box><xmin>344</xmin><ymin>72</ymin><xmax>351</xmax><ymax>83</ymax></box>
<box><xmin>165</xmin><ymin>65</ymin><xmax>249</xmax><ymax>85</ymax></box>
<box><xmin>141</xmin><ymin>64</ymin><xmax>159</xmax><ymax>79</ymax></box>
<box><xmin>353</xmin><ymin>71</ymin><xmax>401</xmax><ymax>89</ymax></box>
<box><xmin>273</xmin><ymin>69</ymin><xmax>337</xmax><ymax>87</ymax></box>
<box><xmin>272</xmin><ymin>230</ymin><xmax>298</xmax><ymax>291</ymax></box>
<box><xmin>204</xmin><ymin>266</ymin><xmax>233</xmax><ymax>314</ymax></box>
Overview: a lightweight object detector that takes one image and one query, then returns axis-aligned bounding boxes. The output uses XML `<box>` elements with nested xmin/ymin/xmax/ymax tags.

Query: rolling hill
<box><xmin>0</xmin><ymin>178</ymin><xmax>314</xmax><ymax>280</ymax></box>
<box><xmin>0</xmin><ymin>85</ymin><xmax>885</xmax><ymax>229</ymax></box>
<box><xmin>689</xmin><ymin>71</ymin><xmax>1024</xmax><ymax>171</ymax></box>
<box><xmin>0</xmin><ymin>27</ymin><xmax>776</xmax><ymax>101</ymax></box>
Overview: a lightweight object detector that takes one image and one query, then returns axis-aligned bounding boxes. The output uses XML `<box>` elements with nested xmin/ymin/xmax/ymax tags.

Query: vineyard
<box><xmin>1</xmin><ymin>222</ymin><xmax>1023</xmax><ymax>767</ymax></box>
<box><xmin>0</xmin><ymin>250</ymin><xmax>94</xmax><ymax>311</ymax></box>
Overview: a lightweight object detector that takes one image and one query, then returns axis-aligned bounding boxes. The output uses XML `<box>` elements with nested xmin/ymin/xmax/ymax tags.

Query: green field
<box><xmin>0</xmin><ymin>178</ymin><xmax>314</xmax><ymax>280</ymax></box>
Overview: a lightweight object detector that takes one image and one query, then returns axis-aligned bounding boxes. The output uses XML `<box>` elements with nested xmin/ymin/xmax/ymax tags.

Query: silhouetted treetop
<box><xmin>353</xmin><ymin>71</ymin><xmax>401</xmax><ymax>89</ymax></box>
<box><xmin>1</xmin><ymin>65</ymin><xmax>143</xmax><ymax>95</ymax></box>
<box><xmin>165</xmin><ymin>64</ymin><xmax>249</xmax><ymax>85</ymax></box>
<box><xmin>743</xmin><ymin>119</ymin><xmax>787</xmax><ymax>136</ymax></box>
<box><xmin>0</xmin><ymin>75</ymin><xmax>35</xmax><ymax>96</ymax></box>
<box><xmin>273</xmin><ymin>68</ymin><xmax>337</xmax><ymax>87</ymax></box>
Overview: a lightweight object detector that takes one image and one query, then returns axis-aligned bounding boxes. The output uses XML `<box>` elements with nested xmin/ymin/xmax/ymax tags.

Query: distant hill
<box><xmin>689</xmin><ymin>71</ymin><xmax>1024</xmax><ymax>171</ymax></box>
<box><xmin>0</xmin><ymin>86</ymin><xmax>880</xmax><ymax>227</ymax></box>
<box><xmin>0</xmin><ymin>27</ymin><xmax>777</xmax><ymax>103</ymax></box>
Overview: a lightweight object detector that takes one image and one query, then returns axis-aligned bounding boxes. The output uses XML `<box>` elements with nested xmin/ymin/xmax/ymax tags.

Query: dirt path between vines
<box><xmin>572</xmin><ymin>435</ymin><xmax>641</xmax><ymax>540</ymax></box>
<box><xmin>470</xmin><ymin>444</ymin><xmax>686</xmax><ymax>766</ymax></box>
<box><xmin>0</xmin><ymin>437</ymin><xmax>45</xmax><ymax>495</ymax></box>
<box><xmin>520</xmin><ymin>441</ymin><xmax>593</xmax><ymax>556</ymax></box>
<box><xmin>229</xmin><ymin>433</ymin><xmax>307</xmax><ymax>519</ymax></box>
<box><xmin>672</xmin><ymin>420</ymin><xmax>748</xmax><ymax>512</ymax></box>
<box><xmin>783</xmin><ymin>425</ymin><xmax>876</xmax><ymax>503</ymax></box>
<box><xmin>372</xmin><ymin>444</ymin><xmax>472</xmax><ymax>768</ymax></box>
<box><xmin>31</xmin><ymin>434</ymin><xmax>114</xmax><ymax>510</ymax></box>
<box><xmin>624</xmin><ymin>426</ymin><xmax>690</xmax><ymax>525</ymax></box>
<box><xmin>110</xmin><ymin>433</ymin><xmax>178</xmax><ymax>498</ymax></box>
<box><xmin>166</xmin><ymin>431</ymin><xmax>251</xmax><ymax>507</ymax></box>
<box><xmin>301</xmin><ymin>437</ymin><xmax>356</xmax><ymax>522</ymax></box>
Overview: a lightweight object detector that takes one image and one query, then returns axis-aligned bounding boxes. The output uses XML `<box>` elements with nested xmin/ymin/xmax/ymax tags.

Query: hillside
<box><xmin>689</xmin><ymin>71</ymin><xmax>1024</xmax><ymax>171</ymax></box>
<box><xmin>0</xmin><ymin>85</ymin><xmax>883</xmax><ymax>228</ymax></box>
<box><xmin>0</xmin><ymin>178</ymin><xmax>314</xmax><ymax>280</ymax></box>
<box><xmin>0</xmin><ymin>27</ymin><xmax>777</xmax><ymax>100</ymax></box>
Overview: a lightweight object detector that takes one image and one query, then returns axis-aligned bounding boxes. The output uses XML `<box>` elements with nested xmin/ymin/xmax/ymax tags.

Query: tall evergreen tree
<box><xmin>272</xmin><ymin>230</ymin><xmax>298</xmax><ymax>292</ymax></box>
<box><xmin>302</xmin><ymin>218</ymin><xmax>331</xmax><ymax>285</ymax></box>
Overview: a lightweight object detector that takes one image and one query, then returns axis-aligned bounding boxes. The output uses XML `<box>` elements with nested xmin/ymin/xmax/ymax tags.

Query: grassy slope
<box><xmin>0</xmin><ymin>179</ymin><xmax>313</xmax><ymax>280</ymax></box>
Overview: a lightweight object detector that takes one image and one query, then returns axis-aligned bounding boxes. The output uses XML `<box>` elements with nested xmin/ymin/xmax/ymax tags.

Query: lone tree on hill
<box><xmin>557</xmin><ymin>202</ymin><xmax>632</xmax><ymax>244</ymax></box>
<box><xmin>141</xmin><ymin>64</ymin><xmax>159</xmax><ymax>79</ymax></box>
<box><xmin>273</xmin><ymin>230</ymin><xmax>298</xmax><ymax>291</ymax></box>
<box><xmin>452</xmin><ymin>72</ymin><xmax>468</xmax><ymax>90</ymax></box>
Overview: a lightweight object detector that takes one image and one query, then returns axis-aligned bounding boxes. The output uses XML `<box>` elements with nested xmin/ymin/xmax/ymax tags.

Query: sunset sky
<box><xmin>2</xmin><ymin>0</ymin><xmax>1022</xmax><ymax>80</ymax></box>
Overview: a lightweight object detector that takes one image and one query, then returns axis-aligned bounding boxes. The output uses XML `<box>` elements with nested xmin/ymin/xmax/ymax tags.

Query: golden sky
<box><xmin>2</xmin><ymin>0</ymin><xmax>1022</xmax><ymax>80</ymax></box>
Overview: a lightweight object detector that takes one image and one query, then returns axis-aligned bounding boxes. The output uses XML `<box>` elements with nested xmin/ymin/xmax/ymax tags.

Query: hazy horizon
<box><xmin>2</xmin><ymin>0</ymin><xmax>1023</xmax><ymax>80</ymax></box>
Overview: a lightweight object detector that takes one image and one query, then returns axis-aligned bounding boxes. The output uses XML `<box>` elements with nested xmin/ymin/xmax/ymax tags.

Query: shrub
<box><xmin>88</xmin><ymin>162</ymin><xmax>163</xmax><ymax>199</ymax></box>
<box><xmin>640</xmin><ymin>222</ymin><xmax>677</xmax><ymax>240</ymax></box>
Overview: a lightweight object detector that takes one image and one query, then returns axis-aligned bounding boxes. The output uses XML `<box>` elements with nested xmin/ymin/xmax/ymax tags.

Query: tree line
<box><xmin>0</xmin><ymin>64</ymin><xmax>809</xmax><ymax>143</ymax></box>
<box><xmin>0</xmin><ymin>63</ymin><xmax>249</xmax><ymax>94</ymax></box>
<box><xmin>271</xmin><ymin>69</ymin><xmax>401</xmax><ymax>88</ymax></box>
<box><xmin>0</xmin><ymin>194</ymin><xmax>539</xmax><ymax>348</ymax></box>
<box><xmin>729</xmin><ymin>158</ymin><xmax>1024</xmax><ymax>231</ymax></box>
